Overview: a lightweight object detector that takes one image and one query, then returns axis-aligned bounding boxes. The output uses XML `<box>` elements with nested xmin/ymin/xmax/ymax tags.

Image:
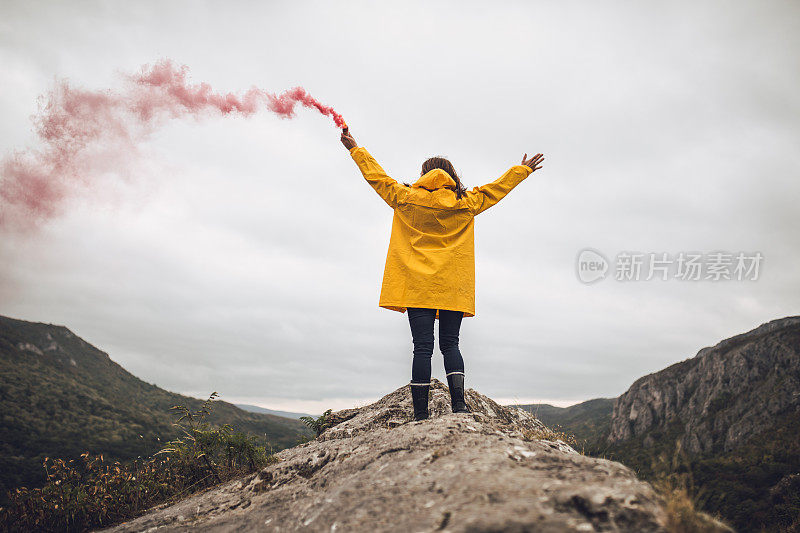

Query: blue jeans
<box><xmin>407</xmin><ymin>307</ymin><xmax>465</xmax><ymax>385</ymax></box>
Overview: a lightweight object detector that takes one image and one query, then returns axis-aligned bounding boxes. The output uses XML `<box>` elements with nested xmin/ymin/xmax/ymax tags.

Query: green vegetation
<box><xmin>0</xmin><ymin>316</ymin><xmax>314</xmax><ymax>504</ymax></box>
<box><xmin>0</xmin><ymin>393</ymin><xmax>278</xmax><ymax>532</ymax></box>
<box><xmin>681</xmin><ymin>410</ymin><xmax>800</xmax><ymax>532</ymax></box>
<box><xmin>300</xmin><ymin>408</ymin><xmax>334</xmax><ymax>437</ymax></box>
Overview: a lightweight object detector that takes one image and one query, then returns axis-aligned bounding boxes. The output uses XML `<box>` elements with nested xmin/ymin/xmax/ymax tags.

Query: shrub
<box><xmin>0</xmin><ymin>393</ymin><xmax>277</xmax><ymax>532</ymax></box>
<box><xmin>300</xmin><ymin>409</ymin><xmax>333</xmax><ymax>437</ymax></box>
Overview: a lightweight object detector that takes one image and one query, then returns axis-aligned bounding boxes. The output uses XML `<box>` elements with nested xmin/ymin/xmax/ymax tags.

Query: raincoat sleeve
<box><xmin>465</xmin><ymin>164</ymin><xmax>533</xmax><ymax>215</ymax></box>
<box><xmin>350</xmin><ymin>146</ymin><xmax>404</xmax><ymax>209</ymax></box>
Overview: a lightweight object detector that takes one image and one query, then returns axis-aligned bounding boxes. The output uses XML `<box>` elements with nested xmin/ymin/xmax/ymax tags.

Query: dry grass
<box><xmin>655</xmin><ymin>475</ymin><xmax>733</xmax><ymax>533</ymax></box>
<box><xmin>521</xmin><ymin>425</ymin><xmax>580</xmax><ymax>449</ymax></box>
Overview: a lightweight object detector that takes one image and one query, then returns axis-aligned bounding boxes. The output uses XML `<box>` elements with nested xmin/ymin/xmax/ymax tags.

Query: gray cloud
<box><xmin>1</xmin><ymin>0</ymin><xmax>798</xmax><ymax>412</ymax></box>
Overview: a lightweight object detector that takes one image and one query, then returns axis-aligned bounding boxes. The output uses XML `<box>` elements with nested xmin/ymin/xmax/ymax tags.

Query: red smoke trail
<box><xmin>0</xmin><ymin>59</ymin><xmax>345</xmax><ymax>229</ymax></box>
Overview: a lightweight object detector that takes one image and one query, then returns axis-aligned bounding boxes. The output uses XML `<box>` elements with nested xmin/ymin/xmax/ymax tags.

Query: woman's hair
<box><xmin>403</xmin><ymin>156</ymin><xmax>467</xmax><ymax>199</ymax></box>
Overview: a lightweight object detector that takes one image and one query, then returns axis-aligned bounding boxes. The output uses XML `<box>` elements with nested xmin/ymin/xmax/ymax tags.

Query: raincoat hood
<box><xmin>412</xmin><ymin>168</ymin><xmax>457</xmax><ymax>191</ymax></box>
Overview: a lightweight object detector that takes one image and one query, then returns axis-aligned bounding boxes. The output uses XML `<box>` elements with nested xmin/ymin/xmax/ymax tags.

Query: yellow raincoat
<box><xmin>350</xmin><ymin>146</ymin><xmax>533</xmax><ymax>318</ymax></box>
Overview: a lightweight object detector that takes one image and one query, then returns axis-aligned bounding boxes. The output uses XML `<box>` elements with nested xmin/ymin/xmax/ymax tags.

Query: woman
<box><xmin>341</xmin><ymin>128</ymin><xmax>544</xmax><ymax>421</ymax></box>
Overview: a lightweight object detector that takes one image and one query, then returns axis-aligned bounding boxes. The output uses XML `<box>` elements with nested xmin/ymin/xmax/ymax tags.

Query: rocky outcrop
<box><xmin>608</xmin><ymin>316</ymin><xmax>800</xmax><ymax>455</ymax></box>
<box><xmin>103</xmin><ymin>380</ymin><xmax>670</xmax><ymax>532</ymax></box>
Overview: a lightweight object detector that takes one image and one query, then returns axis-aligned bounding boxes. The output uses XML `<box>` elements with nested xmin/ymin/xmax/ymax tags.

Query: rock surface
<box><xmin>608</xmin><ymin>316</ymin><xmax>800</xmax><ymax>454</ymax></box>
<box><xmin>103</xmin><ymin>380</ymin><xmax>669</xmax><ymax>532</ymax></box>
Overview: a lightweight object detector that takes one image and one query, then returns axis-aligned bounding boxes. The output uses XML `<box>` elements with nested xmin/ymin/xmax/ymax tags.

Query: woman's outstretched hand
<box><xmin>521</xmin><ymin>153</ymin><xmax>544</xmax><ymax>172</ymax></box>
<box><xmin>341</xmin><ymin>127</ymin><xmax>358</xmax><ymax>151</ymax></box>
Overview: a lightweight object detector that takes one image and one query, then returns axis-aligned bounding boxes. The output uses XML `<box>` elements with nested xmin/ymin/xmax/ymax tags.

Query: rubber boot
<box><xmin>410</xmin><ymin>383</ymin><xmax>430</xmax><ymax>420</ymax></box>
<box><xmin>447</xmin><ymin>373</ymin><xmax>471</xmax><ymax>413</ymax></box>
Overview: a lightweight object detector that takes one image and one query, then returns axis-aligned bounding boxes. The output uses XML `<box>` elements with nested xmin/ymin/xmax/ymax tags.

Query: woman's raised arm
<box><xmin>342</xmin><ymin>128</ymin><xmax>404</xmax><ymax>209</ymax></box>
<box><xmin>464</xmin><ymin>153</ymin><xmax>544</xmax><ymax>215</ymax></box>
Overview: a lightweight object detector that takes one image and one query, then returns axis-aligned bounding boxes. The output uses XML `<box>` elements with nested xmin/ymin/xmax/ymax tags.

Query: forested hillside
<box><xmin>0</xmin><ymin>315</ymin><xmax>313</xmax><ymax>501</ymax></box>
<box><xmin>513</xmin><ymin>398</ymin><xmax>615</xmax><ymax>452</ymax></box>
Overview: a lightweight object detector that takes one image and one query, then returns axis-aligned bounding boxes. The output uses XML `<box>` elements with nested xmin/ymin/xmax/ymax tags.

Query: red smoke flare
<box><xmin>0</xmin><ymin>60</ymin><xmax>346</xmax><ymax>229</ymax></box>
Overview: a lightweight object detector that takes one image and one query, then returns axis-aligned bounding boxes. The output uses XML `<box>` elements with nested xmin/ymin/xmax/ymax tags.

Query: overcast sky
<box><xmin>1</xmin><ymin>1</ymin><xmax>798</xmax><ymax>414</ymax></box>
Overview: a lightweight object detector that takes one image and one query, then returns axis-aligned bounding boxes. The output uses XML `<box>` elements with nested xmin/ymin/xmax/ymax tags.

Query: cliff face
<box><xmin>104</xmin><ymin>380</ymin><xmax>672</xmax><ymax>533</ymax></box>
<box><xmin>608</xmin><ymin>316</ymin><xmax>800</xmax><ymax>455</ymax></box>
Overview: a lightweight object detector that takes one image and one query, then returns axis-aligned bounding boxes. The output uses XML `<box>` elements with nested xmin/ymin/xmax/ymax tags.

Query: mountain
<box><xmin>102</xmin><ymin>380</ymin><xmax>728</xmax><ymax>532</ymax></box>
<box><xmin>235</xmin><ymin>404</ymin><xmax>315</xmax><ymax>420</ymax></box>
<box><xmin>0</xmin><ymin>315</ymin><xmax>314</xmax><ymax>501</ymax></box>
<box><xmin>600</xmin><ymin>315</ymin><xmax>800</xmax><ymax>531</ymax></box>
<box><xmin>606</xmin><ymin>316</ymin><xmax>800</xmax><ymax>453</ymax></box>
<box><xmin>509</xmin><ymin>316</ymin><xmax>800</xmax><ymax>530</ymax></box>
<box><xmin>512</xmin><ymin>398</ymin><xmax>615</xmax><ymax>451</ymax></box>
